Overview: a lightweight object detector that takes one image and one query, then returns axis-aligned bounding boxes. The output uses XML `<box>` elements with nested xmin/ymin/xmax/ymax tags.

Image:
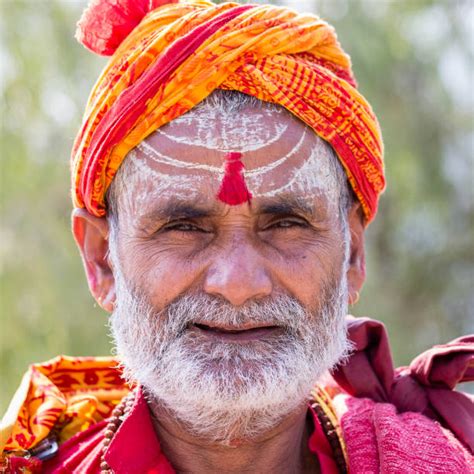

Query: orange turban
<box><xmin>72</xmin><ymin>0</ymin><xmax>385</xmax><ymax>223</ymax></box>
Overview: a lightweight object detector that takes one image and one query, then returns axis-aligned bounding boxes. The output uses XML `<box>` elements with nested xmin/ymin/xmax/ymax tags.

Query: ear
<box><xmin>72</xmin><ymin>208</ymin><xmax>116</xmax><ymax>312</ymax></box>
<box><xmin>345</xmin><ymin>202</ymin><xmax>366</xmax><ymax>305</ymax></box>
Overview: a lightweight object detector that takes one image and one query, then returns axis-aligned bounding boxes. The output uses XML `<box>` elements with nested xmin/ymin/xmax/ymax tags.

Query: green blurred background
<box><xmin>1</xmin><ymin>0</ymin><xmax>473</xmax><ymax>413</ymax></box>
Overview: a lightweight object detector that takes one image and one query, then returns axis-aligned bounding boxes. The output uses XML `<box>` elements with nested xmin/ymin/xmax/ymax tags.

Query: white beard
<box><xmin>109</xmin><ymin>255</ymin><xmax>351</xmax><ymax>444</ymax></box>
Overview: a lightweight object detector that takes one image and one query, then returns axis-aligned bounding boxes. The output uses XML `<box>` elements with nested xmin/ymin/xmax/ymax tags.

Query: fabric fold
<box><xmin>331</xmin><ymin>317</ymin><xmax>474</xmax><ymax>451</ymax></box>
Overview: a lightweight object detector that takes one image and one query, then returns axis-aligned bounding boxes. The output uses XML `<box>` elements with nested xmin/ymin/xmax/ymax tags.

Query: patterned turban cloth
<box><xmin>73</xmin><ymin>0</ymin><xmax>385</xmax><ymax>223</ymax></box>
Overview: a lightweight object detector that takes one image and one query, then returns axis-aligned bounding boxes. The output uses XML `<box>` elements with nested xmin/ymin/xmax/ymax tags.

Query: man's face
<box><xmin>105</xmin><ymin>103</ymin><xmax>355</xmax><ymax>442</ymax></box>
<box><xmin>111</xmin><ymin>105</ymin><xmax>346</xmax><ymax>310</ymax></box>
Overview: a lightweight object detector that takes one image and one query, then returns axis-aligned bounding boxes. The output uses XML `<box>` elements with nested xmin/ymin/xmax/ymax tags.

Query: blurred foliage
<box><xmin>1</xmin><ymin>0</ymin><xmax>473</xmax><ymax>413</ymax></box>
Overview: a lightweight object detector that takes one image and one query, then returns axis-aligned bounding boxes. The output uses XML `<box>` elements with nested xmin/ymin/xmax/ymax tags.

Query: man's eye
<box><xmin>267</xmin><ymin>219</ymin><xmax>308</xmax><ymax>230</ymax></box>
<box><xmin>162</xmin><ymin>222</ymin><xmax>206</xmax><ymax>233</ymax></box>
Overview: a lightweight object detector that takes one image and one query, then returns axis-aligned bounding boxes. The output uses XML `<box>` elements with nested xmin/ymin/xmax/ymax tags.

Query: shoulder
<box><xmin>1</xmin><ymin>355</ymin><xmax>130</xmax><ymax>471</ymax></box>
<box><xmin>326</xmin><ymin>316</ymin><xmax>474</xmax><ymax>472</ymax></box>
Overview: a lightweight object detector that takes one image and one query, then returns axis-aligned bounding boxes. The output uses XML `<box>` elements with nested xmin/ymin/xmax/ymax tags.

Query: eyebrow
<box><xmin>256</xmin><ymin>195</ymin><xmax>317</xmax><ymax>220</ymax></box>
<box><xmin>139</xmin><ymin>199</ymin><xmax>216</xmax><ymax>224</ymax></box>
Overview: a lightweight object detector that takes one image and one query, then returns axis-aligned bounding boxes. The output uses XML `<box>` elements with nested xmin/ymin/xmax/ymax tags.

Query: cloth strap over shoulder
<box><xmin>331</xmin><ymin>316</ymin><xmax>474</xmax><ymax>451</ymax></box>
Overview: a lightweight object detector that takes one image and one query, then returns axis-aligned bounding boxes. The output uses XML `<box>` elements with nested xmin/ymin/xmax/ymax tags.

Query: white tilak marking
<box><xmin>156</xmin><ymin>108</ymin><xmax>289</xmax><ymax>152</ymax></box>
<box><xmin>124</xmin><ymin>153</ymin><xmax>205</xmax><ymax>215</ymax></box>
<box><xmin>129</xmin><ymin>153</ymin><xmax>204</xmax><ymax>184</ymax></box>
<box><xmin>252</xmin><ymin>144</ymin><xmax>339</xmax><ymax>204</ymax></box>
<box><xmin>130</xmin><ymin>126</ymin><xmax>337</xmax><ymax>204</ymax></box>
<box><xmin>137</xmin><ymin>142</ymin><xmax>222</xmax><ymax>173</ymax></box>
<box><xmin>138</xmin><ymin>130</ymin><xmax>306</xmax><ymax>179</ymax></box>
<box><xmin>245</xmin><ymin>130</ymin><xmax>307</xmax><ymax>182</ymax></box>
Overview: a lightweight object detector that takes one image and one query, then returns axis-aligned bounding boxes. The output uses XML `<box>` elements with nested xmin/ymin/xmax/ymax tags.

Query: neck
<box><xmin>148</xmin><ymin>399</ymin><xmax>320</xmax><ymax>474</ymax></box>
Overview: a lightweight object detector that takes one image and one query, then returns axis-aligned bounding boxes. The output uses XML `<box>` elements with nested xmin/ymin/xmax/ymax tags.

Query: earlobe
<box><xmin>345</xmin><ymin>203</ymin><xmax>366</xmax><ymax>305</ymax></box>
<box><xmin>71</xmin><ymin>208</ymin><xmax>116</xmax><ymax>312</ymax></box>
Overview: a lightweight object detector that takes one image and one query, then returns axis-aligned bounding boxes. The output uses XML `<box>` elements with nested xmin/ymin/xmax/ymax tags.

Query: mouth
<box><xmin>191</xmin><ymin>323</ymin><xmax>282</xmax><ymax>342</ymax></box>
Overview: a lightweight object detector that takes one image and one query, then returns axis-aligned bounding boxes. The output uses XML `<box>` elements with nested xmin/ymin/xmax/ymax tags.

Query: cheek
<box><xmin>266</xmin><ymin>236</ymin><xmax>341</xmax><ymax>308</ymax></box>
<box><xmin>121</xmin><ymin>241</ymin><xmax>205</xmax><ymax>309</ymax></box>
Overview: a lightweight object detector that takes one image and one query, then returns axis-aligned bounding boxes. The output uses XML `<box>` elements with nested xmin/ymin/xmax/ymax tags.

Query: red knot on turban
<box><xmin>72</xmin><ymin>0</ymin><xmax>385</xmax><ymax>224</ymax></box>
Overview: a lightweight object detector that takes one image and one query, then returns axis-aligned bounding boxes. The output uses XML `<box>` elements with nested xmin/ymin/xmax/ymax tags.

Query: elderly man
<box><xmin>1</xmin><ymin>0</ymin><xmax>473</xmax><ymax>472</ymax></box>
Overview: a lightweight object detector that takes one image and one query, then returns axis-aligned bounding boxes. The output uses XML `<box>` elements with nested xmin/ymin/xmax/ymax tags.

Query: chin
<box><xmin>130</xmin><ymin>335</ymin><xmax>346</xmax><ymax>444</ymax></box>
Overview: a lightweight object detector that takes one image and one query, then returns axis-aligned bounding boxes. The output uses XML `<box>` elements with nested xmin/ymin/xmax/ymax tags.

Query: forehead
<box><xmin>153</xmin><ymin>104</ymin><xmax>297</xmax><ymax>155</ymax></box>
<box><xmin>118</xmin><ymin>103</ymin><xmax>340</xmax><ymax>214</ymax></box>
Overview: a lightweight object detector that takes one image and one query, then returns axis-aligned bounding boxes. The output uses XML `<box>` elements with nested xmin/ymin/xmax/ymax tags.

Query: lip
<box><xmin>191</xmin><ymin>323</ymin><xmax>282</xmax><ymax>342</ymax></box>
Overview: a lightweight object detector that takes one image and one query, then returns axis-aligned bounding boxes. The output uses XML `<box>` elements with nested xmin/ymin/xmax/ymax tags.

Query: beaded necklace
<box><xmin>99</xmin><ymin>391</ymin><xmax>135</xmax><ymax>474</ymax></box>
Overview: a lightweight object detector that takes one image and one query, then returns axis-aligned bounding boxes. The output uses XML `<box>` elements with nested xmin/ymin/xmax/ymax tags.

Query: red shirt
<box><xmin>40</xmin><ymin>387</ymin><xmax>338</xmax><ymax>473</ymax></box>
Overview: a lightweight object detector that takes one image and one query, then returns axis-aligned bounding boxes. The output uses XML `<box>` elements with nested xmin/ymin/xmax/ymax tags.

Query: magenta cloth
<box><xmin>334</xmin><ymin>395</ymin><xmax>473</xmax><ymax>473</ymax></box>
<box><xmin>331</xmin><ymin>316</ymin><xmax>474</xmax><ymax>451</ymax></box>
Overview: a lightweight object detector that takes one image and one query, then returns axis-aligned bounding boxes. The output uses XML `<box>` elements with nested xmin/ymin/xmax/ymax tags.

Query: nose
<box><xmin>203</xmin><ymin>237</ymin><xmax>273</xmax><ymax>306</ymax></box>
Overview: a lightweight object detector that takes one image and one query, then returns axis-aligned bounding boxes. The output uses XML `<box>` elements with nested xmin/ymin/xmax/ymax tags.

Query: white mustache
<box><xmin>168</xmin><ymin>294</ymin><xmax>308</xmax><ymax>330</ymax></box>
<box><xmin>124</xmin><ymin>291</ymin><xmax>315</xmax><ymax>345</ymax></box>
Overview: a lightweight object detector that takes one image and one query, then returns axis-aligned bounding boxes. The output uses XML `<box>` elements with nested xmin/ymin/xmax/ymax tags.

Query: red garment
<box><xmin>40</xmin><ymin>388</ymin><xmax>338</xmax><ymax>474</ymax></box>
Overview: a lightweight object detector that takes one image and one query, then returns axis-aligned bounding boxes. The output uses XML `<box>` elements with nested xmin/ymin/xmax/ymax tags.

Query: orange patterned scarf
<box><xmin>0</xmin><ymin>356</ymin><xmax>129</xmax><ymax>455</ymax></box>
<box><xmin>72</xmin><ymin>0</ymin><xmax>385</xmax><ymax>223</ymax></box>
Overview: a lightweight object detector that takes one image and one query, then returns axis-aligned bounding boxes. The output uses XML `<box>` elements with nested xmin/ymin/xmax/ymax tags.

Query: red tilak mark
<box><xmin>217</xmin><ymin>152</ymin><xmax>252</xmax><ymax>206</ymax></box>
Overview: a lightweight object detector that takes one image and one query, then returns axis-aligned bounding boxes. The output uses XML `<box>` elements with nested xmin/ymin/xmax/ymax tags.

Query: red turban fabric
<box><xmin>72</xmin><ymin>0</ymin><xmax>385</xmax><ymax>223</ymax></box>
